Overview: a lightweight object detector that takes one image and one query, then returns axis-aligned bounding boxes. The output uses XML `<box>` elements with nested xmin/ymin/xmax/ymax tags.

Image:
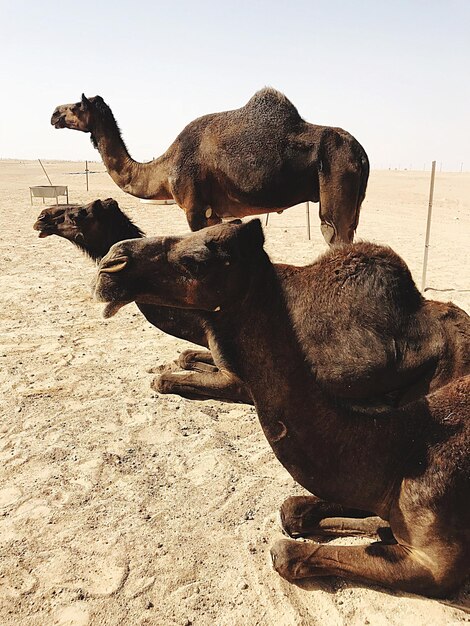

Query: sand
<box><xmin>1</xmin><ymin>160</ymin><xmax>469</xmax><ymax>625</ymax></box>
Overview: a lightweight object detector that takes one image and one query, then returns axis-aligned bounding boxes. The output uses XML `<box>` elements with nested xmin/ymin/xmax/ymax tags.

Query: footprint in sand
<box><xmin>52</xmin><ymin>603</ymin><xmax>90</xmax><ymax>626</ymax></box>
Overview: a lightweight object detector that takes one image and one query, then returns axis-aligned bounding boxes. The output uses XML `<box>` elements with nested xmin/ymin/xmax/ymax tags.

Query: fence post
<box><xmin>85</xmin><ymin>160</ymin><xmax>89</xmax><ymax>191</ymax></box>
<box><xmin>421</xmin><ymin>161</ymin><xmax>436</xmax><ymax>292</ymax></box>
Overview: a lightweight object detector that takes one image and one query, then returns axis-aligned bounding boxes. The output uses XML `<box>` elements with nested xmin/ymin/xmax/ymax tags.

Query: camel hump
<box><xmin>243</xmin><ymin>87</ymin><xmax>303</xmax><ymax>124</ymax></box>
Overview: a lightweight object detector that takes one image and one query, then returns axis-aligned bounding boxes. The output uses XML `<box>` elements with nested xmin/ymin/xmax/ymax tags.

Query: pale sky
<box><xmin>1</xmin><ymin>0</ymin><xmax>469</xmax><ymax>170</ymax></box>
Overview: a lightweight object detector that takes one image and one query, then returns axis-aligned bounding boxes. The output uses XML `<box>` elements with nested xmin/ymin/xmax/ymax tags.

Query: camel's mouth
<box><xmin>102</xmin><ymin>301</ymin><xmax>131</xmax><ymax>319</ymax></box>
<box><xmin>33</xmin><ymin>221</ymin><xmax>55</xmax><ymax>237</ymax></box>
<box><xmin>51</xmin><ymin>111</ymin><xmax>66</xmax><ymax>128</ymax></box>
<box><xmin>52</xmin><ymin>117</ymin><xmax>66</xmax><ymax>129</ymax></box>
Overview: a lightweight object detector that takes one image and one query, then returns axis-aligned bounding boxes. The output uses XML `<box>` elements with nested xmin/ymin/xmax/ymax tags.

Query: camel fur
<box><xmin>92</xmin><ymin>220</ymin><xmax>470</xmax><ymax>597</ymax></box>
<box><xmin>51</xmin><ymin>89</ymin><xmax>369</xmax><ymax>244</ymax></box>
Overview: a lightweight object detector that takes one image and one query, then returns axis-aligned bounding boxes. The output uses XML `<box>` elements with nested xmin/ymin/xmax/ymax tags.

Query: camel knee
<box><xmin>280</xmin><ymin>496</ymin><xmax>319</xmax><ymax>537</ymax></box>
<box><xmin>424</xmin><ymin>559</ymin><xmax>469</xmax><ymax>598</ymax></box>
<box><xmin>177</xmin><ymin>350</ymin><xmax>198</xmax><ymax>369</ymax></box>
<box><xmin>177</xmin><ymin>350</ymin><xmax>218</xmax><ymax>374</ymax></box>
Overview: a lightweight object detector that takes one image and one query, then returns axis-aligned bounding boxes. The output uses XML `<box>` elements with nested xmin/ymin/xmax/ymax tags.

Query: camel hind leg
<box><xmin>318</xmin><ymin>169</ymin><xmax>362</xmax><ymax>245</ymax></box>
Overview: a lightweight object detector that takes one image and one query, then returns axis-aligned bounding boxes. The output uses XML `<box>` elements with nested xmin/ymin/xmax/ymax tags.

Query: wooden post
<box><xmin>38</xmin><ymin>159</ymin><xmax>53</xmax><ymax>186</ymax></box>
<box><xmin>85</xmin><ymin>160</ymin><xmax>89</xmax><ymax>191</ymax></box>
<box><xmin>421</xmin><ymin>161</ymin><xmax>436</xmax><ymax>292</ymax></box>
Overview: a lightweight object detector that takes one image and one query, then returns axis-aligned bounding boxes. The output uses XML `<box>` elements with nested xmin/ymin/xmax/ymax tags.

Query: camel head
<box><xmin>34</xmin><ymin>199</ymin><xmax>109</xmax><ymax>241</ymax></box>
<box><xmin>34</xmin><ymin>198</ymin><xmax>144</xmax><ymax>261</ymax></box>
<box><xmin>51</xmin><ymin>94</ymin><xmax>108</xmax><ymax>134</ymax></box>
<box><xmin>94</xmin><ymin>219</ymin><xmax>266</xmax><ymax>318</ymax></box>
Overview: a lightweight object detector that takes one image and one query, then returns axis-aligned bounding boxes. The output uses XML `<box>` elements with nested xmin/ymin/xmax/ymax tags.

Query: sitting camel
<box><xmin>33</xmin><ymin>198</ymin><xmax>250</xmax><ymax>402</ymax></box>
<box><xmin>35</xmin><ymin>199</ymin><xmax>470</xmax><ymax>409</ymax></box>
<box><xmin>94</xmin><ymin>220</ymin><xmax>469</xmax><ymax>597</ymax></box>
<box><xmin>51</xmin><ymin>88</ymin><xmax>369</xmax><ymax>244</ymax></box>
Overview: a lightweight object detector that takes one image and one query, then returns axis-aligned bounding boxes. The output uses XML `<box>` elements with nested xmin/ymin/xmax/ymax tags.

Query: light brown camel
<box><xmin>51</xmin><ymin>89</ymin><xmax>369</xmax><ymax>244</ymax></box>
<box><xmin>34</xmin><ymin>200</ymin><xmax>470</xmax><ymax>409</ymax></box>
<box><xmin>93</xmin><ymin>220</ymin><xmax>469</xmax><ymax>597</ymax></box>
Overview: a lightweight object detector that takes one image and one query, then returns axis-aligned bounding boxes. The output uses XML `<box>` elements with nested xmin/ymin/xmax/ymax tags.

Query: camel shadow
<box><xmin>292</xmin><ymin>574</ymin><xmax>470</xmax><ymax>614</ymax></box>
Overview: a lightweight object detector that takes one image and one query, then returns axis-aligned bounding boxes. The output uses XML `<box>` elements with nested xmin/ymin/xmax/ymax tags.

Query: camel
<box><xmin>35</xmin><ymin>200</ymin><xmax>470</xmax><ymax>410</ymax></box>
<box><xmin>93</xmin><ymin>220</ymin><xmax>469</xmax><ymax>597</ymax></box>
<box><xmin>50</xmin><ymin>89</ymin><xmax>369</xmax><ymax>244</ymax></box>
<box><xmin>33</xmin><ymin>198</ymin><xmax>250</xmax><ymax>402</ymax></box>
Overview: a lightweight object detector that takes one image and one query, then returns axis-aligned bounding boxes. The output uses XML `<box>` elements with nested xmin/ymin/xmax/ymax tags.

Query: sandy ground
<box><xmin>1</xmin><ymin>160</ymin><xmax>469</xmax><ymax>626</ymax></box>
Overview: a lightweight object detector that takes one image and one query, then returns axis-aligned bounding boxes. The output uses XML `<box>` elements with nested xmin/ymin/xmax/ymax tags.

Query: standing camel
<box><xmin>35</xmin><ymin>200</ymin><xmax>470</xmax><ymax>408</ymax></box>
<box><xmin>93</xmin><ymin>220</ymin><xmax>469</xmax><ymax>597</ymax></box>
<box><xmin>51</xmin><ymin>89</ymin><xmax>369</xmax><ymax>244</ymax></box>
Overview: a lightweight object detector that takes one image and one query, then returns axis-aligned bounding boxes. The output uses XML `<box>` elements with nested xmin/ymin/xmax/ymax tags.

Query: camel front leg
<box><xmin>152</xmin><ymin>367</ymin><xmax>253</xmax><ymax>404</ymax></box>
<box><xmin>280</xmin><ymin>495</ymin><xmax>390</xmax><ymax>540</ymax></box>
<box><xmin>271</xmin><ymin>539</ymin><xmax>463</xmax><ymax>597</ymax></box>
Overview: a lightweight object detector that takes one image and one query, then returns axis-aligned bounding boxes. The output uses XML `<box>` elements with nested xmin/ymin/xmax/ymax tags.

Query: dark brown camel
<box><xmin>34</xmin><ymin>200</ymin><xmax>470</xmax><ymax>409</ymax></box>
<box><xmin>33</xmin><ymin>198</ymin><xmax>250</xmax><ymax>402</ymax></box>
<box><xmin>93</xmin><ymin>220</ymin><xmax>469</xmax><ymax>597</ymax></box>
<box><xmin>51</xmin><ymin>89</ymin><xmax>369</xmax><ymax>244</ymax></box>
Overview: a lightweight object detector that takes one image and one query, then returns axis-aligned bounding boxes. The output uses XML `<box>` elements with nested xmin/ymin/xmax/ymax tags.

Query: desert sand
<box><xmin>1</xmin><ymin>160</ymin><xmax>469</xmax><ymax>625</ymax></box>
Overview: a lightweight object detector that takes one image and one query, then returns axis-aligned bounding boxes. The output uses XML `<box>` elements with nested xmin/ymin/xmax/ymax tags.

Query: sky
<box><xmin>1</xmin><ymin>0</ymin><xmax>469</xmax><ymax>170</ymax></box>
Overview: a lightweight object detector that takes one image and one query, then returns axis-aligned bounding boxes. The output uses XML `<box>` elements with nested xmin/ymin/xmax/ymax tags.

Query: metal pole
<box><xmin>85</xmin><ymin>160</ymin><xmax>89</xmax><ymax>191</ymax></box>
<box><xmin>421</xmin><ymin>160</ymin><xmax>436</xmax><ymax>292</ymax></box>
<box><xmin>306</xmin><ymin>202</ymin><xmax>311</xmax><ymax>240</ymax></box>
<box><xmin>38</xmin><ymin>159</ymin><xmax>53</xmax><ymax>186</ymax></box>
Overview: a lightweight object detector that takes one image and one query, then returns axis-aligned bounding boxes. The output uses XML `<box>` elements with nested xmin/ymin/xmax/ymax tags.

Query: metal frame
<box><xmin>30</xmin><ymin>185</ymin><xmax>69</xmax><ymax>206</ymax></box>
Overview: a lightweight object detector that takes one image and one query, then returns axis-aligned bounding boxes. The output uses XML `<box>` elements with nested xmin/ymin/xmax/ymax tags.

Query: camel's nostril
<box><xmin>99</xmin><ymin>256</ymin><xmax>129</xmax><ymax>274</ymax></box>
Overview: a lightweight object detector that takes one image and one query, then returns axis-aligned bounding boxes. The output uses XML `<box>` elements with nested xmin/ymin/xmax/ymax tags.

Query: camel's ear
<box><xmin>91</xmin><ymin>199</ymin><xmax>103</xmax><ymax>215</ymax></box>
<box><xmin>230</xmin><ymin>219</ymin><xmax>265</xmax><ymax>258</ymax></box>
<box><xmin>205</xmin><ymin>219</ymin><xmax>264</xmax><ymax>262</ymax></box>
<box><xmin>239</xmin><ymin>219</ymin><xmax>264</xmax><ymax>249</ymax></box>
<box><xmin>81</xmin><ymin>94</ymin><xmax>90</xmax><ymax>109</ymax></box>
<box><xmin>102</xmin><ymin>198</ymin><xmax>119</xmax><ymax>211</ymax></box>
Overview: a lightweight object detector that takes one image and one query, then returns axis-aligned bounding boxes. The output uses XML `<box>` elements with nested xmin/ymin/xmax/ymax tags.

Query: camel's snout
<box><xmin>51</xmin><ymin>107</ymin><xmax>66</xmax><ymax>128</ymax></box>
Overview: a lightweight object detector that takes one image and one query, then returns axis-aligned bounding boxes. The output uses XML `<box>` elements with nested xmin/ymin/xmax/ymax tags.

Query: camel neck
<box><xmin>92</xmin><ymin>123</ymin><xmax>172</xmax><ymax>200</ymax></box>
<box><xmin>208</xmin><ymin>261</ymin><xmax>424</xmax><ymax>514</ymax></box>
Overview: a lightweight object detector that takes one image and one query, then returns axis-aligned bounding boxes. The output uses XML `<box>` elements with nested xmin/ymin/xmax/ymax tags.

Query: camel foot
<box><xmin>271</xmin><ymin>538</ymin><xmax>319</xmax><ymax>582</ymax></box>
<box><xmin>177</xmin><ymin>349</ymin><xmax>218</xmax><ymax>372</ymax></box>
<box><xmin>279</xmin><ymin>496</ymin><xmax>387</xmax><ymax>539</ymax></box>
